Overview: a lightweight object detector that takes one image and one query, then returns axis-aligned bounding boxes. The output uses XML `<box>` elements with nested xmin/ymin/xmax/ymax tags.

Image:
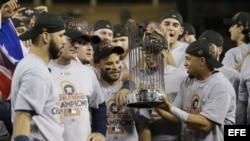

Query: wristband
<box><xmin>170</xmin><ymin>106</ymin><xmax>189</xmax><ymax>122</ymax></box>
<box><xmin>14</xmin><ymin>135</ymin><xmax>29</xmax><ymax>141</ymax></box>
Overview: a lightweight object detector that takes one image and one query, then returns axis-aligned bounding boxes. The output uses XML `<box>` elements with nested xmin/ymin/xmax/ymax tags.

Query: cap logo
<box><xmin>29</xmin><ymin>17</ymin><xmax>36</xmax><ymax>27</ymax></box>
<box><xmin>197</xmin><ymin>50</ymin><xmax>203</xmax><ymax>56</ymax></box>
<box><xmin>20</xmin><ymin>22</ymin><xmax>25</xmax><ymax>26</ymax></box>
<box><xmin>105</xmin><ymin>24</ymin><xmax>110</xmax><ymax>28</ymax></box>
<box><xmin>116</xmin><ymin>33</ymin><xmax>121</xmax><ymax>37</ymax></box>
<box><xmin>171</xmin><ymin>14</ymin><xmax>177</xmax><ymax>18</ymax></box>
<box><xmin>67</xmin><ymin>21</ymin><xmax>83</xmax><ymax>32</ymax></box>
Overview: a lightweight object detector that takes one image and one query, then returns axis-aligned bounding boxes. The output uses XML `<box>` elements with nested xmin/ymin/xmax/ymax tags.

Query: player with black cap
<box><xmin>158</xmin><ymin>9</ymin><xmax>189</xmax><ymax>68</ymax></box>
<box><xmin>93</xmin><ymin>40</ymin><xmax>139</xmax><ymax>141</ymax></box>
<box><xmin>152</xmin><ymin>39</ymin><xmax>236</xmax><ymax>141</ymax></box>
<box><xmin>222</xmin><ymin>11</ymin><xmax>250</xmax><ymax>69</ymax></box>
<box><xmin>48</xmin><ymin>19</ymin><xmax>107</xmax><ymax>141</ymax></box>
<box><xmin>178</xmin><ymin>22</ymin><xmax>196</xmax><ymax>44</ymax></box>
<box><xmin>91</xmin><ymin>19</ymin><xmax>113</xmax><ymax>45</ymax></box>
<box><xmin>10</xmin><ymin>12</ymin><xmax>66</xmax><ymax>141</ymax></box>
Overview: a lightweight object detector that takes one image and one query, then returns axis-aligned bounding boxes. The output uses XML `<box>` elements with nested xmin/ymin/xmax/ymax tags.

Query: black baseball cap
<box><xmin>93</xmin><ymin>20</ymin><xmax>113</xmax><ymax>31</ymax></box>
<box><xmin>183</xmin><ymin>23</ymin><xmax>196</xmax><ymax>35</ymax></box>
<box><xmin>179</xmin><ymin>22</ymin><xmax>196</xmax><ymax>40</ymax></box>
<box><xmin>64</xmin><ymin>20</ymin><xmax>101</xmax><ymax>44</ymax></box>
<box><xmin>223</xmin><ymin>12</ymin><xmax>250</xmax><ymax>28</ymax></box>
<box><xmin>93</xmin><ymin>40</ymin><xmax>124</xmax><ymax>64</ymax></box>
<box><xmin>113</xmin><ymin>24</ymin><xmax>128</xmax><ymax>38</ymax></box>
<box><xmin>19</xmin><ymin>12</ymin><xmax>65</xmax><ymax>41</ymax></box>
<box><xmin>160</xmin><ymin>10</ymin><xmax>183</xmax><ymax>25</ymax></box>
<box><xmin>198</xmin><ymin>30</ymin><xmax>224</xmax><ymax>47</ymax></box>
<box><xmin>186</xmin><ymin>40</ymin><xmax>223</xmax><ymax>68</ymax></box>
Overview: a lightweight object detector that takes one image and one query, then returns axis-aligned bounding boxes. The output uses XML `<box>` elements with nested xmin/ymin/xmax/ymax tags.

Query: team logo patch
<box><xmin>109</xmin><ymin>103</ymin><xmax>120</xmax><ymax>114</ymax></box>
<box><xmin>63</xmin><ymin>84</ymin><xmax>75</xmax><ymax>95</ymax></box>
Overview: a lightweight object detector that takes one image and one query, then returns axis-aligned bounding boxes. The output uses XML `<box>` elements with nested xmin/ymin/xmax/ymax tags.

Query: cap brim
<box><xmin>223</xmin><ymin>19</ymin><xmax>233</xmax><ymax>25</ymax></box>
<box><xmin>90</xmin><ymin>35</ymin><xmax>101</xmax><ymax>44</ymax></box>
<box><xmin>65</xmin><ymin>32</ymin><xmax>101</xmax><ymax>44</ymax></box>
<box><xmin>19</xmin><ymin>29</ymin><xmax>39</xmax><ymax>41</ymax></box>
<box><xmin>111</xmin><ymin>46</ymin><xmax>124</xmax><ymax>55</ymax></box>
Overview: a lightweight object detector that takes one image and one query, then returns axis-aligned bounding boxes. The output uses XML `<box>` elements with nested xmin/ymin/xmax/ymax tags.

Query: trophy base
<box><xmin>127</xmin><ymin>101</ymin><xmax>163</xmax><ymax>108</ymax></box>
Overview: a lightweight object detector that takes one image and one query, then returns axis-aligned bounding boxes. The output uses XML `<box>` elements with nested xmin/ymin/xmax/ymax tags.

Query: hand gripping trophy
<box><xmin>126</xmin><ymin>19</ymin><xmax>168</xmax><ymax>108</ymax></box>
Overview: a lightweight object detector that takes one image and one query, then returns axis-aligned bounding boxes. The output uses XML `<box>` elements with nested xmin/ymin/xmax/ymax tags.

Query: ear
<box><xmin>184</xmin><ymin>34</ymin><xmax>189</xmax><ymax>42</ymax></box>
<box><xmin>200</xmin><ymin>57</ymin><xmax>206</xmax><ymax>66</ymax></box>
<box><xmin>41</xmin><ymin>32</ymin><xmax>50</xmax><ymax>44</ymax></box>
<box><xmin>218</xmin><ymin>46</ymin><xmax>223</xmax><ymax>56</ymax></box>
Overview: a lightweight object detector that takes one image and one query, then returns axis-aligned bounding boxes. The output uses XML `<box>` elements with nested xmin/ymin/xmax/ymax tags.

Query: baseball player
<box><xmin>178</xmin><ymin>22</ymin><xmax>196</xmax><ymax>44</ymax></box>
<box><xmin>94</xmin><ymin>40</ymin><xmax>139</xmax><ymax>141</ymax></box>
<box><xmin>158</xmin><ymin>9</ymin><xmax>189</xmax><ymax>68</ymax></box>
<box><xmin>154</xmin><ymin>40</ymin><xmax>236</xmax><ymax>141</ymax></box>
<box><xmin>10</xmin><ymin>12</ymin><xmax>66</xmax><ymax>141</ymax></box>
<box><xmin>48</xmin><ymin>19</ymin><xmax>107</xmax><ymax>141</ymax></box>
<box><xmin>199</xmin><ymin>30</ymin><xmax>240</xmax><ymax>102</ymax></box>
<box><xmin>222</xmin><ymin>12</ymin><xmax>250</xmax><ymax>69</ymax></box>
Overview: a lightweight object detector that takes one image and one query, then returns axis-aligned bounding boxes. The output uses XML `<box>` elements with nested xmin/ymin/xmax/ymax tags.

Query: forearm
<box><xmin>137</xmin><ymin>122</ymin><xmax>151</xmax><ymax>141</ymax></box>
<box><xmin>185</xmin><ymin>114</ymin><xmax>213</xmax><ymax>132</ymax></box>
<box><xmin>170</xmin><ymin>106</ymin><xmax>213</xmax><ymax>132</ymax></box>
<box><xmin>13</xmin><ymin>111</ymin><xmax>31</xmax><ymax>138</ymax></box>
<box><xmin>155</xmin><ymin>108</ymin><xmax>179</xmax><ymax>123</ymax></box>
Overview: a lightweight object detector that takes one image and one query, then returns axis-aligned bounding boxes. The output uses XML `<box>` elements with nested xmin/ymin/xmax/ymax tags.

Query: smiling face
<box><xmin>98</xmin><ymin>53</ymin><xmax>122</xmax><ymax>83</ymax></box>
<box><xmin>184</xmin><ymin>54</ymin><xmax>202</xmax><ymax>79</ymax></box>
<box><xmin>159</xmin><ymin>18</ymin><xmax>183</xmax><ymax>47</ymax></box>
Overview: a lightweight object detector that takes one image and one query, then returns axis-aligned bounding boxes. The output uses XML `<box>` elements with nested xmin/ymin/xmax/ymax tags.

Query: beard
<box><xmin>188</xmin><ymin>74</ymin><xmax>195</xmax><ymax>79</ymax></box>
<box><xmin>49</xmin><ymin>39</ymin><xmax>62</xmax><ymax>59</ymax></box>
<box><xmin>100</xmin><ymin>68</ymin><xmax>120</xmax><ymax>83</ymax></box>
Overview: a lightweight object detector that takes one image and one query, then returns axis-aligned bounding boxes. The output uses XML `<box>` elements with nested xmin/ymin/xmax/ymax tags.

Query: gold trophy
<box><xmin>126</xmin><ymin>20</ymin><xmax>168</xmax><ymax>108</ymax></box>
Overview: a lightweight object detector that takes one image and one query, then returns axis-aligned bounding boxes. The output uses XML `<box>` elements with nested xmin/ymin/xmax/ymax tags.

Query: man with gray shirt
<box><xmin>154</xmin><ymin>40</ymin><xmax>236</xmax><ymax>141</ymax></box>
<box><xmin>10</xmin><ymin>12</ymin><xmax>66</xmax><ymax>141</ymax></box>
<box><xmin>94</xmin><ymin>40</ymin><xmax>139</xmax><ymax>141</ymax></box>
<box><xmin>222</xmin><ymin>12</ymin><xmax>250</xmax><ymax>69</ymax></box>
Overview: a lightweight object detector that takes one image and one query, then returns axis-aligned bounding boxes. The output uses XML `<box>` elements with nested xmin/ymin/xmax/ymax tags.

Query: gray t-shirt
<box><xmin>170</xmin><ymin>41</ymin><xmax>189</xmax><ymax>68</ymax></box>
<box><xmin>100</xmin><ymin>81</ymin><xmax>139</xmax><ymax>141</ymax></box>
<box><xmin>236</xmin><ymin>54</ymin><xmax>250</xmax><ymax>124</ymax></box>
<box><xmin>48</xmin><ymin>60</ymin><xmax>105</xmax><ymax>141</ymax></box>
<box><xmin>222</xmin><ymin>43</ymin><xmax>250</xmax><ymax>68</ymax></box>
<box><xmin>218</xmin><ymin>66</ymin><xmax>240</xmax><ymax>100</ymax></box>
<box><xmin>10</xmin><ymin>54</ymin><xmax>63</xmax><ymax>141</ymax></box>
<box><xmin>173</xmin><ymin>72</ymin><xmax>236</xmax><ymax>141</ymax></box>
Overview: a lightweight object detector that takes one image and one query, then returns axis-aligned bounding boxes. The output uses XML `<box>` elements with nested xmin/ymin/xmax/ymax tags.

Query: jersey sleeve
<box><xmin>14</xmin><ymin>69</ymin><xmax>50</xmax><ymax>114</ymax></box>
<box><xmin>87</xmin><ymin>68</ymin><xmax>105</xmax><ymax>109</ymax></box>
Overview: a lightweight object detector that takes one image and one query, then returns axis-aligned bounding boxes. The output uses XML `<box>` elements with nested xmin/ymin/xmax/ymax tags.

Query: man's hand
<box><xmin>34</xmin><ymin>6</ymin><xmax>48</xmax><ymax>13</ymax></box>
<box><xmin>1</xmin><ymin>0</ymin><xmax>19</xmax><ymax>21</ymax></box>
<box><xmin>115</xmin><ymin>88</ymin><xmax>129</xmax><ymax>106</ymax></box>
<box><xmin>11</xmin><ymin>7</ymin><xmax>26</xmax><ymax>21</ymax></box>
<box><xmin>88</xmin><ymin>132</ymin><xmax>105</xmax><ymax>141</ymax></box>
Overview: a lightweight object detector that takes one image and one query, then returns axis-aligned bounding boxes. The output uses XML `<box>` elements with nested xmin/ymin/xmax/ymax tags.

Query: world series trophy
<box><xmin>126</xmin><ymin>20</ymin><xmax>168</xmax><ymax>108</ymax></box>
